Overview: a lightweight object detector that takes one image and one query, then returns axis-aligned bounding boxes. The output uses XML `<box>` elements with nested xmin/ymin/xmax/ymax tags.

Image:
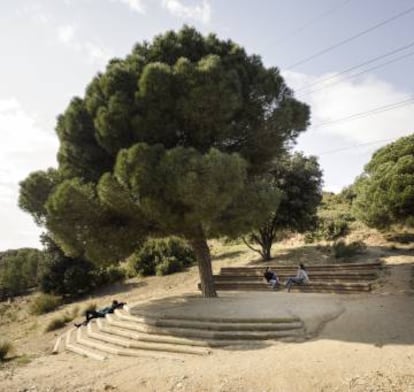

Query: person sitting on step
<box><xmin>285</xmin><ymin>264</ymin><xmax>310</xmax><ymax>292</ymax></box>
<box><xmin>74</xmin><ymin>300</ymin><xmax>126</xmax><ymax>328</ymax></box>
<box><xmin>263</xmin><ymin>267</ymin><xmax>280</xmax><ymax>289</ymax></box>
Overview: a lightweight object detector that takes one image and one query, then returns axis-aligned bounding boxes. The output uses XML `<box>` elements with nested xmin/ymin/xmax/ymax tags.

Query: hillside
<box><xmin>0</xmin><ymin>226</ymin><xmax>413</xmax><ymax>392</ymax></box>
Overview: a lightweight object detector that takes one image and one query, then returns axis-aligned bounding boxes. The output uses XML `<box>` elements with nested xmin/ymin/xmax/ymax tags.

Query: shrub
<box><xmin>155</xmin><ymin>256</ymin><xmax>184</xmax><ymax>276</ymax></box>
<box><xmin>90</xmin><ymin>265</ymin><xmax>126</xmax><ymax>288</ymax></box>
<box><xmin>333</xmin><ymin>240</ymin><xmax>367</xmax><ymax>259</ymax></box>
<box><xmin>30</xmin><ymin>294</ymin><xmax>62</xmax><ymax>315</ymax></box>
<box><xmin>0</xmin><ymin>248</ymin><xmax>47</xmax><ymax>298</ymax></box>
<box><xmin>129</xmin><ymin>237</ymin><xmax>196</xmax><ymax>277</ymax></box>
<box><xmin>45</xmin><ymin>312</ymin><xmax>74</xmax><ymax>332</ymax></box>
<box><xmin>40</xmin><ymin>256</ymin><xmax>94</xmax><ymax>297</ymax></box>
<box><xmin>0</xmin><ymin>340</ymin><xmax>12</xmax><ymax>361</ymax></box>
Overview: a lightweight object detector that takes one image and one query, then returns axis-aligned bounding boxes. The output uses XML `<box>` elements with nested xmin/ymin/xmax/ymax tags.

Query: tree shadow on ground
<box><xmin>212</xmin><ymin>250</ymin><xmax>244</xmax><ymax>261</ymax></box>
<box><xmin>92</xmin><ymin>280</ymin><xmax>147</xmax><ymax>297</ymax></box>
<box><xmin>245</xmin><ymin>243</ymin><xmax>413</xmax><ymax>267</ymax></box>
<box><xmin>246</xmin><ymin>244</ymin><xmax>335</xmax><ymax>266</ymax></box>
<box><xmin>383</xmin><ymin>232</ymin><xmax>414</xmax><ymax>244</ymax></box>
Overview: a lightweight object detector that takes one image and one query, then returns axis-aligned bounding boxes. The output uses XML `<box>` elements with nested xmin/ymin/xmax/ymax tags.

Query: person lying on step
<box><xmin>74</xmin><ymin>300</ymin><xmax>126</xmax><ymax>327</ymax></box>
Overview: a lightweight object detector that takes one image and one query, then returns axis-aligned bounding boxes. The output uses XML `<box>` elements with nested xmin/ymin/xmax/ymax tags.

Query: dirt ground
<box><xmin>0</xmin><ymin>235</ymin><xmax>413</xmax><ymax>392</ymax></box>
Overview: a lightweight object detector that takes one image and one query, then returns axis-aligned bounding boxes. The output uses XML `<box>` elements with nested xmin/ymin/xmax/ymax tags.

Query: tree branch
<box><xmin>242</xmin><ymin>237</ymin><xmax>264</xmax><ymax>259</ymax></box>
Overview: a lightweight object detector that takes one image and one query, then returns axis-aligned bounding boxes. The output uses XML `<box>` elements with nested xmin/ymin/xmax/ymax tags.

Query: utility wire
<box><xmin>271</xmin><ymin>0</ymin><xmax>353</xmax><ymax>47</ymax></box>
<box><xmin>287</xmin><ymin>4</ymin><xmax>414</xmax><ymax>69</ymax></box>
<box><xmin>297</xmin><ymin>49</ymin><xmax>414</xmax><ymax>97</ymax></box>
<box><xmin>316</xmin><ymin>137</ymin><xmax>397</xmax><ymax>155</ymax></box>
<box><xmin>312</xmin><ymin>97</ymin><xmax>414</xmax><ymax>129</ymax></box>
<box><xmin>295</xmin><ymin>40</ymin><xmax>414</xmax><ymax>93</ymax></box>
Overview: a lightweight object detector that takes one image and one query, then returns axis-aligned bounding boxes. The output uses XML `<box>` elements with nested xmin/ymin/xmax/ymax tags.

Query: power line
<box><xmin>287</xmin><ymin>4</ymin><xmax>414</xmax><ymax>69</ymax></box>
<box><xmin>317</xmin><ymin>137</ymin><xmax>397</xmax><ymax>155</ymax></box>
<box><xmin>297</xmin><ymin>49</ymin><xmax>414</xmax><ymax>97</ymax></box>
<box><xmin>312</xmin><ymin>97</ymin><xmax>414</xmax><ymax>129</ymax></box>
<box><xmin>295</xmin><ymin>40</ymin><xmax>414</xmax><ymax>93</ymax></box>
<box><xmin>270</xmin><ymin>0</ymin><xmax>353</xmax><ymax>47</ymax></box>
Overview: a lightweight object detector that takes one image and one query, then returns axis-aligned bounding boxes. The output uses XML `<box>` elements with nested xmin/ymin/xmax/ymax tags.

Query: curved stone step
<box><xmin>98</xmin><ymin>318</ymin><xmax>210</xmax><ymax>347</ymax></box>
<box><xmin>107</xmin><ymin>313</ymin><xmax>304</xmax><ymax>340</ymax></box>
<box><xmin>87</xmin><ymin>322</ymin><xmax>209</xmax><ymax>356</ymax></box>
<box><xmin>64</xmin><ymin>328</ymin><xmax>108</xmax><ymax>361</ymax></box>
<box><xmin>120</xmin><ymin>309</ymin><xmax>301</xmax><ymax>324</ymax></box>
<box><xmin>98</xmin><ymin>319</ymin><xmax>280</xmax><ymax>347</ymax></box>
<box><xmin>75</xmin><ymin>325</ymin><xmax>183</xmax><ymax>360</ymax></box>
<box><xmin>115</xmin><ymin>309</ymin><xmax>303</xmax><ymax>331</ymax></box>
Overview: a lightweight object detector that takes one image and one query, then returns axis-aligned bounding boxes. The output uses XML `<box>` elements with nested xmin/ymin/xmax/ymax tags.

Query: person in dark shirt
<box><xmin>263</xmin><ymin>267</ymin><xmax>280</xmax><ymax>289</ymax></box>
<box><xmin>74</xmin><ymin>300</ymin><xmax>126</xmax><ymax>327</ymax></box>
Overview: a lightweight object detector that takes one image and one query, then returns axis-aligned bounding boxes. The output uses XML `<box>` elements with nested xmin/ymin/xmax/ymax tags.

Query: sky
<box><xmin>1</xmin><ymin>0</ymin><xmax>413</xmax><ymax>250</ymax></box>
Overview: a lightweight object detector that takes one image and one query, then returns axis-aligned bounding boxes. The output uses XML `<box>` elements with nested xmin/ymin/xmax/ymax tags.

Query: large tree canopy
<box><xmin>19</xmin><ymin>27</ymin><xmax>310</xmax><ymax>297</ymax></box>
<box><xmin>246</xmin><ymin>152</ymin><xmax>323</xmax><ymax>260</ymax></box>
<box><xmin>353</xmin><ymin>134</ymin><xmax>414</xmax><ymax>228</ymax></box>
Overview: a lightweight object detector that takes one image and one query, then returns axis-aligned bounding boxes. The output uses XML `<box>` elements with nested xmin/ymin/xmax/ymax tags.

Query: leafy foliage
<box><xmin>247</xmin><ymin>153</ymin><xmax>323</xmax><ymax>259</ymax></box>
<box><xmin>39</xmin><ymin>234</ymin><xmax>124</xmax><ymax>297</ymax></box>
<box><xmin>306</xmin><ymin>192</ymin><xmax>355</xmax><ymax>242</ymax></box>
<box><xmin>19</xmin><ymin>27</ymin><xmax>310</xmax><ymax>296</ymax></box>
<box><xmin>333</xmin><ymin>240</ymin><xmax>366</xmax><ymax>259</ymax></box>
<box><xmin>0</xmin><ymin>248</ymin><xmax>46</xmax><ymax>298</ymax></box>
<box><xmin>30</xmin><ymin>294</ymin><xmax>62</xmax><ymax>315</ymax></box>
<box><xmin>353</xmin><ymin>134</ymin><xmax>414</xmax><ymax>228</ymax></box>
<box><xmin>128</xmin><ymin>237</ymin><xmax>196</xmax><ymax>276</ymax></box>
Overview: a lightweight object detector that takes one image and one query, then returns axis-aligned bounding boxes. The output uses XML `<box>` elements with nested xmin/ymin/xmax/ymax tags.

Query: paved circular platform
<box><xmin>130</xmin><ymin>292</ymin><xmax>349</xmax><ymax>335</ymax></box>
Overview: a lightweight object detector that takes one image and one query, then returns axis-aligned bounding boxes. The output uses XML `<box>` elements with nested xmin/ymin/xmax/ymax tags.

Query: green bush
<box><xmin>90</xmin><ymin>265</ymin><xmax>125</xmax><ymax>287</ymax></box>
<box><xmin>0</xmin><ymin>248</ymin><xmax>47</xmax><ymax>298</ymax></box>
<box><xmin>155</xmin><ymin>256</ymin><xmax>184</xmax><ymax>276</ymax></box>
<box><xmin>129</xmin><ymin>237</ymin><xmax>196</xmax><ymax>277</ymax></box>
<box><xmin>30</xmin><ymin>294</ymin><xmax>62</xmax><ymax>315</ymax></box>
<box><xmin>0</xmin><ymin>340</ymin><xmax>12</xmax><ymax>361</ymax></box>
<box><xmin>333</xmin><ymin>240</ymin><xmax>367</xmax><ymax>259</ymax></box>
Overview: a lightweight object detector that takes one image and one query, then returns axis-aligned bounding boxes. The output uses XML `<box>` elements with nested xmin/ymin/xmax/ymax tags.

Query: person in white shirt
<box><xmin>286</xmin><ymin>264</ymin><xmax>309</xmax><ymax>292</ymax></box>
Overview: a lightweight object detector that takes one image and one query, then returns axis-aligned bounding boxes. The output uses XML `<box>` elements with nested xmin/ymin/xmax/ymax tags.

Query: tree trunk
<box><xmin>189</xmin><ymin>226</ymin><xmax>217</xmax><ymax>298</ymax></box>
<box><xmin>259</xmin><ymin>223</ymin><xmax>276</xmax><ymax>261</ymax></box>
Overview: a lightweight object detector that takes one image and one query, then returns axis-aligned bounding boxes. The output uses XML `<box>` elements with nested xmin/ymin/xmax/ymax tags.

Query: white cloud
<box><xmin>84</xmin><ymin>42</ymin><xmax>113</xmax><ymax>66</ymax></box>
<box><xmin>162</xmin><ymin>0</ymin><xmax>211</xmax><ymax>24</ymax></box>
<box><xmin>17</xmin><ymin>3</ymin><xmax>51</xmax><ymax>25</ymax></box>
<box><xmin>282</xmin><ymin>71</ymin><xmax>414</xmax><ymax>193</ymax></box>
<box><xmin>284</xmin><ymin>71</ymin><xmax>414</xmax><ymax>143</ymax></box>
<box><xmin>0</xmin><ymin>98</ymin><xmax>58</xmax><ymax>250</ymax></box>
<box><xmin>56</xmin><ymin>25</ymin><xmax>113</xmax><ymax>67</ymax></box>
<box><xmin>58</xmin><ymin>24</ymin><xmax>76</xmax><ymax>44</ymax></box>
<box><xmin>114</xmin><ymin>0</ymin><xmax>147</xmax><ymax>14</ymax></box>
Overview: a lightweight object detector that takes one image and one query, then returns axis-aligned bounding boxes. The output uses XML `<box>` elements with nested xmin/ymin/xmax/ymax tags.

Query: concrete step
<box><xmin>220</xmin><ymin>261</ymin><xmax>382</xmax><ymax>274</ymax></box>
<box><xmin>114</xmin><ymin>309</ymin><xmax>303</xmax><ymax>332</ymax></box>
<box><xmin>96</xmin><ymin>318</ymin><xmax>211</xmax><ymax>347</ymax></box>
<box><xmin>127</xmin><ymin>309</ymin><xmax>300</xmax><ymax>324</ymax></box>
<box><xmin>64</xmin><ymin>328</ymin><xmax>108</xmax><ymax>361</ymax></box>
<box><xmin>214</xmin><ymin>273</ymin><xmax>378</xmax><ymax>281</ymax></box>
<box><xmin>87</xmin><ymin>322</ymin><xmax>209</xmax><ymax>356</ymax></box>
<box><xmin>211</xmin><ymin>282</ymin><xmax>371</xmax><ymax>292</ymax></box>
<box><xmin>107</xmin><ymin>313</ymin><xmax>304</xmax><ymax>340</ymax></box>
<box><xmin>99</xmin><ymin>318</ymin><xmax>279</xmax><ymax>347</ymax></box>
<box><xmin>75</xmin><ymin>325</ymin><xmax>183</xmax><ymax>360</ymax></box>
